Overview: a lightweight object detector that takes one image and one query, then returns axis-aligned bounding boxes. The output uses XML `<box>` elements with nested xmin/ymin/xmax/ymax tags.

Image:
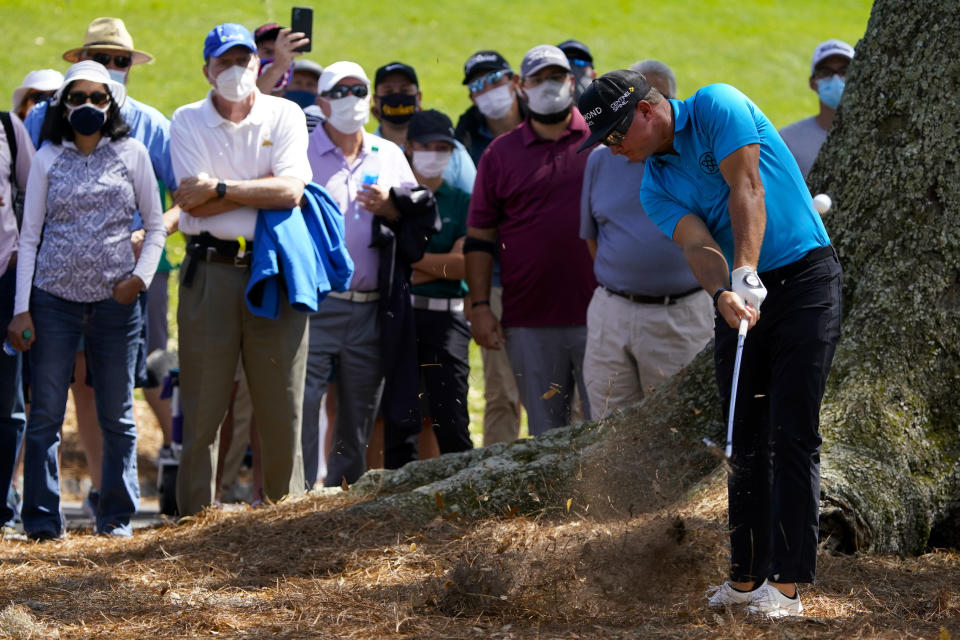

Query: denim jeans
<box><xmin>22</xmin><ymin>288</ymin><xmax>141</xmax><ymax>537</ymax></box>
<box><xmin>0</xmin><ymin>266</ymin><xmax>26</xmax><ymax>528</ymax></box>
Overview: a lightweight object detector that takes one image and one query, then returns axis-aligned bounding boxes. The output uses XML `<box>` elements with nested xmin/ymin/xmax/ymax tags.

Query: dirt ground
<box><xmin>1</xmin><ymin>400</ymin><xmax>958</xmax><ymax>639</ymax></box>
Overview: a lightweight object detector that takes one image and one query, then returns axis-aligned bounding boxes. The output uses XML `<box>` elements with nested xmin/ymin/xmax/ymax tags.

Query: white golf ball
<box><xmin>812</xmin><ymin>193</ymin><xmax>832</xmax><ymax>214</ymax></box>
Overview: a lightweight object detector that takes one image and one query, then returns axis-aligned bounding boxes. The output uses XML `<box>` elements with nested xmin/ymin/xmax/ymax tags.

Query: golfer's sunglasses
<box><xmin>603</xmin><ymin>108</ymin><xmax>635</xmax><ymax>147</ymax></box>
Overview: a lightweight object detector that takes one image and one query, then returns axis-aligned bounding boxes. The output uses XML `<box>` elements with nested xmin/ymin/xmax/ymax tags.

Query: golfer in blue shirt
<box><xmin>577</xmin><ymin>71</ymin><xmax>842</xmax><ymax>618</ymax></box>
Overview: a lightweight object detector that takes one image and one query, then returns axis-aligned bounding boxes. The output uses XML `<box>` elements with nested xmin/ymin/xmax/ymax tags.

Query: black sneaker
<box><xmin>27</xmin><ymin>530</ymin><xmax>65</xmax><ymax>542</ymax></box>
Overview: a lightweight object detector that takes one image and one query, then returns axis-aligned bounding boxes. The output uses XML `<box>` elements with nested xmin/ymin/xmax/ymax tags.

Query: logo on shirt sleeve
<box><xmin>698</xmin><ymin>152</ymin><xmax>719</xmax><ymax>174</ymax></box>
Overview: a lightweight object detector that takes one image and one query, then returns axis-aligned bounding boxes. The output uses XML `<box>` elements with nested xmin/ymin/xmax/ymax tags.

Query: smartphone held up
<box><xmin>291</xmin><ymin>7</ymin><xmax>313</xmax><ymax>53</ymax></box>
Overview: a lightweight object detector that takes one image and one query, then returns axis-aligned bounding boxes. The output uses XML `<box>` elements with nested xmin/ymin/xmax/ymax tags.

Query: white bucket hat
<box><xmin>53</xmin><ymin>60</ymin><xmax>127</xmax><ymax>109</ymax></box>
<box><xmin>12</xmin><ymin>69</ymin><xmax>64</xmax><ymax>111</ymax></box>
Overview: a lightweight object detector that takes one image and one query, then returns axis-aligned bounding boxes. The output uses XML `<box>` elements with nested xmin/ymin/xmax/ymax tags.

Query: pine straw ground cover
<box><xmin>1</xmin><ymin>401</ymin><xmax>958</xmax><ymax>638</ymax></box>
<box><xmin>1</xmin><ymin>473</ymin><xmax>959</xmax><ymax>640</ymax></box>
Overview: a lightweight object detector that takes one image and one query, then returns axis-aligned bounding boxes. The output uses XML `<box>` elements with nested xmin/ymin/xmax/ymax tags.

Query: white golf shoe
<box><xmin>746</xmin><ymin>583</ymin><xmax>803</xmax><ymax>617</ymax></box>
<box><xmin>706</xmin><ymin>579</ymin><xmax>767</xmax><ymax>608</ymax></box>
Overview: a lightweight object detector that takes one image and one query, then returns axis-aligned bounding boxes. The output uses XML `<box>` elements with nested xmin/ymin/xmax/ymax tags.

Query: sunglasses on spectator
<box><xmin>88</xmin><ymin>52</ymin><xmax>132</xmax><ymax>69</ymax></box>
<box><xmin>323</xmin><ymin>84</ymin><xmax>369</xmax><ymax>99</ymax></box>
<box><xmin>567</xmin><ymin>58</ymin><xmax>592</xmax><ymax>68</ymax></box>
<box><xmin>25</xmin><ymin>91</ymin><xmax>55</xmax><ymax>103</ymax></box>
<box><xmin>602</xmin><ymin>109</ymin><xmax>635</xmax><ymax>147</ymax></box>
<box><xmin>65</xmin><ymin>90</ymin><xmax>111</xmax><ymax>108</ymax></box>
<box><xmin>468</xmin><ymin>70</ymin><xmax>512</xmax><ymax>94</ymax></box>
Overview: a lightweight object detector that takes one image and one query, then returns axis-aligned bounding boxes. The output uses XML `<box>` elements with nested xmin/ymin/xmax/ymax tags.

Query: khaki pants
<box><xmin>217</xmin><ymin>365</ymin><xmax>254</xmax><ymax>499</ymax></box>
<box><xmin>583</xmin><ymin>287</ymin><xmax>713</xmax><ymax>420</ymax></box>
<box><xmin>479</xmin><ymin>286</ymin><xmax>520</xmax><ymax>445</ymax></box>
<box><xmin>176</xmin><ymin>258</ymin><xmax>308</xmax><ymax>516</ymax></box>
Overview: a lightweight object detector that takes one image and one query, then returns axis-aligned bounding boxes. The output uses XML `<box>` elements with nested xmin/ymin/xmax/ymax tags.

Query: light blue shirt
<box><xmin>373</xmin><ymin>124</ymin><xmax>475</xmax><ymax>194</ymax></box>
<box><xmin>443</xmin><ymin>140</ymin><xmax>476</xmax><ymax>195</ymax></box>
<box><xmin>580</xmin><ymin>146</ymin><xmax>699</xmax><ymax>296</ymax></box>
<box><xmin>641</xmin><ymin>84</ymin><xmax>830</xmax><ymax>273</ymax></box>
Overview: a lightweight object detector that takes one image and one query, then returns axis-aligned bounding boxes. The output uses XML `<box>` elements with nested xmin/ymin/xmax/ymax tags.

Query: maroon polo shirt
<box><xmin>468</xmin><ymin>109</ymin><xmax>597</xmax><ymax>327</ymax></box>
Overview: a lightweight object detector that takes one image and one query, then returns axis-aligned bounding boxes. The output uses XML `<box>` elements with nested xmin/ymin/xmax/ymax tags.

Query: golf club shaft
<box><xmin>725</xmin><ymin>317</ymin><xmax>749</xmax><ymax>459</ymax></box>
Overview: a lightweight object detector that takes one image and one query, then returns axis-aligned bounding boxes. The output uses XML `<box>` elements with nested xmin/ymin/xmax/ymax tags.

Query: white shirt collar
<box><xmin>201</xmin><ymin>88</ymin><xmax>267</xmax><ymax>128</ymax></box>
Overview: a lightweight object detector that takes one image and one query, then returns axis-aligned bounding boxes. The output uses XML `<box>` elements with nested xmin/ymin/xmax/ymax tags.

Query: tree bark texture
<box><xmin>808</xmin><ymin>0</ymin><xmax>960</xmax><ymax>554</ymax></box>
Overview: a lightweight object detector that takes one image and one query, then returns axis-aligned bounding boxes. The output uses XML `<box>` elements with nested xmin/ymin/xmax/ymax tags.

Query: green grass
<box><xmin>3</xmin><ymin>0</ymin><xmax>871</xmax><ymax>447</ymax></box>
<box><xmin>466</xmin><ymin>341</ymin><xmax>486</xmax><ymax>445</ymax></box>
<box><xmin>3</xmin><ymin>0</ymin><xmax>872</xmax><ymax>128</ymax></box>
<box><xmin>466</xmin><ymin>341</ymin><xmax>529</xmax><ymax>447</ymax></box>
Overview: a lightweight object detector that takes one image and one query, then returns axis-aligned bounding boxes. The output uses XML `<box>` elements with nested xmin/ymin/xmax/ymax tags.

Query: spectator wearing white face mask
<box><xmin>455</xmin><ymin>50</ymin><xmax>526</xmax><ymax>167</ymax></box>
<box><xmin>405</xmin><ymin>110</ymin><xmax>472</xmax><ymax>456</ymax></box>
<box><xmin>169</xmin><ymin>23</ymin><xmax>313</xmax><ymax>516</ymax></box>
<box><xmin>465</xmin><ymin>45</ymin><xmax>597</xmax><ymax>436</ymax></box>
<box><xmin>454</xmin><ymin>50</ymin><xmax>527</xmax><ymax>448</ymax></box>
<box><xmin>304</xmin><ymin>61</ymin><xmax>421</xmax><ymax>487</ymax></box>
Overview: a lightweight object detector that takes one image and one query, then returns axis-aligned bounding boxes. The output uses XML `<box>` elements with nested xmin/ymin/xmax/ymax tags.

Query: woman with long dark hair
<box><xmin>6</xmin><ymin>61</ymin><xmax>165</xmax><ymax>539</ymax></box>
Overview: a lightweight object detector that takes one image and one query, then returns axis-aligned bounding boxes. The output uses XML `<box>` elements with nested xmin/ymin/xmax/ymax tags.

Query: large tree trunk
<box><xmin>345</xmin><ymin>0</ymin><xmax>960</xmax><ymax>555</ymax></box>
<box><xmin>808</xmin><ymin>0</ymin><xmax>960</xmax><ymax>553</ymax></box>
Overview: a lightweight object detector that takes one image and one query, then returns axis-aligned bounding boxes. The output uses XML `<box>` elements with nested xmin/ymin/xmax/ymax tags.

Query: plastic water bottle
<box><xmin>357</xmin><ymin>145</ymin><xmax>380</xmax><ymax>219</ymax></box>
<box><xmin>361</xmin><ymin>145</ymin><xmax>380</xmax><ymax>186</ymax></box>
<box><xmin>2</xmin><ymin>329</ymin><xmax>31</xmax><ymax>356</ymax></box>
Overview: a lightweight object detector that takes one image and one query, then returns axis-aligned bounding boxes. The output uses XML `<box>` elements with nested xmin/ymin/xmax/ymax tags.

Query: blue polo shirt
<box><xmin>641</xmin><ymin>84</ymin><xmax>829</xmax><ymax>273</ymax></box>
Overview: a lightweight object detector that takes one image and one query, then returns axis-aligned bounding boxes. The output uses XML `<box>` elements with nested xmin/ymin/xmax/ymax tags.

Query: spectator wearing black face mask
<box><xmin>370</xmin><ymin>62</ymin><xmax>476</xmax><ymax>196</ymax></box>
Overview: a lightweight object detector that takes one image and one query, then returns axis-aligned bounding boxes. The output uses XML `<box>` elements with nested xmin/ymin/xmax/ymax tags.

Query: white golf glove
<box><xmin>731</xmin><ymin>266</ymin><xmax>767</xmax><ymax>311</ymax></box>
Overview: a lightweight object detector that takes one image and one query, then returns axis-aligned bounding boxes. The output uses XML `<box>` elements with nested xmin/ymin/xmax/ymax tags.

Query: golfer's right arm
<box><xmin>673</xmin><ymin>213</ymin><xmax>758</xmax><ymax>331</ymax></box>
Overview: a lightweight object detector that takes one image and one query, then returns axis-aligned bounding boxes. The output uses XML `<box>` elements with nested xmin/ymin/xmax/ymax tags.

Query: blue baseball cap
<box><xmin>203</xmin><ymin>23</ymin><xmax>256</xmax><ymax>61</ymax></box>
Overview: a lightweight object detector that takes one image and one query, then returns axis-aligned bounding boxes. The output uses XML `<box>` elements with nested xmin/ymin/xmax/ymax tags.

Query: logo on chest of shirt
<box><xmin>698</xmin><ymin>152</ymin><xmax>719</xmax><ymax>175</ymax></box>
<box><xmin>262</xmin><ymin>139</ymin><xmax>273</xmax><ymax>146</ymax></box>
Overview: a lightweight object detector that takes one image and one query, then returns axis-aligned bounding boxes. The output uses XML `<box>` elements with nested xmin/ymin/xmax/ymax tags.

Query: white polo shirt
<box><xmin>170</xmin><ymin>89</ymin><xmax>313</xmax><ymax>240</ymax></box>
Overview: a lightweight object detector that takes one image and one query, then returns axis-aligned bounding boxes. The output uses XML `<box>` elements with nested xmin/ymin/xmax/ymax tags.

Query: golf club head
<box><xmin>702</xmin><ymin>437</ymin><xmax>733</xmax><ymax>474</ymax></box>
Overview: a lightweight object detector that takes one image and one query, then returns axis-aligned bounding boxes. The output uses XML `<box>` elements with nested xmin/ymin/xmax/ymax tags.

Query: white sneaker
<box><xmin>706</xmin><ymin>579</ymin><xmax>767</xmax><ymax>608</ymax></box>
<box><xmin>746</xmin><ymin>583</ymin><xmax>803</xmax><ymax>617</ymax></box>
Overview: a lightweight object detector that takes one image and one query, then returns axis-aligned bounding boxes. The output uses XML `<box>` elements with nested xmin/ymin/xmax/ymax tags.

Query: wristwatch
<box><xmin>216</xmin><ymin>181</ymin><xmax>227</xmax><ymax>199</ymax></box>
